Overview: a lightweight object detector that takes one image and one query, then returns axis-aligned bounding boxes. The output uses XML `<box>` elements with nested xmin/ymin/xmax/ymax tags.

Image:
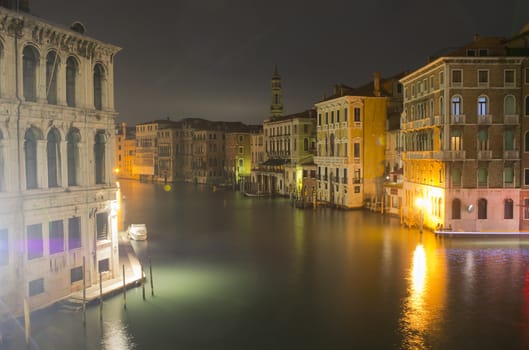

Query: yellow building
<box><xmin>115</xmin><ymin>122</ymin><xmax>138</xmax><ymax>180</ymax></box>
<box><xmin>315</xmin><ymin>73</ymin><xmax>403</xmax><ymax>208</ymax></box>
<box><xmin>226</xmin><ymin>127</ymin><xmax>261</xmax><ymax>191</ymax></box>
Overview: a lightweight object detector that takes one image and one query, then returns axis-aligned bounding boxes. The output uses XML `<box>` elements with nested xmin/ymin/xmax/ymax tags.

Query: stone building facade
<box><xmin>315</xmin><ymin>74</ymin><xmax>403</xmax><ymax>209</ymax></box>
<box><xmin>115</xmin><ymin>122</ymin><xmax>138</xmax><ymax>180</ymax></box>
<box><xmin>400</xmin><ymin>28</ymin><xmax>529</xmax><ymax>232</ymax></box>
<box><xmin>0</xmin><ymin>6</ymin><xmax>120</xmax><ymax>317</ymax></box>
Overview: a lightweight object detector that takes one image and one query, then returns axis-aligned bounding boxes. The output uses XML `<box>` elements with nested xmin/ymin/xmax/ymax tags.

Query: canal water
<box><xmin>6</xmin><ymin>180</ymin><xmax>529</xmax><ymax>349</ymax></box>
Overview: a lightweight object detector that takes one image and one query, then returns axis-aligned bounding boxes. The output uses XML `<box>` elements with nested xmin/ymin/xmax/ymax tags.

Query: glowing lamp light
<box><xmin>114</xmin><ymin>167</ymin><xmax>120</xmax><ymax>174</ymax></box>
<box><xmin>415</xmin><ymin>197</ymin><xmax>425</xmax><ymax>209</ymax></box>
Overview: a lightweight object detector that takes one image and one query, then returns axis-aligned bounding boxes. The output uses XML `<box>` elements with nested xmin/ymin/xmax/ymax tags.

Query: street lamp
<box><xmin>415</xmin><ymin>197</ymin><xmax>425</xmax><ymax>234</ymax></box>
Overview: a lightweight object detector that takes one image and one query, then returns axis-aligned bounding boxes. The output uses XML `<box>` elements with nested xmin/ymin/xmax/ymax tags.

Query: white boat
<box><xmin>127</xmin><ymin>224</ymin><xmax>148</xmax><ymax>241</ymax></box>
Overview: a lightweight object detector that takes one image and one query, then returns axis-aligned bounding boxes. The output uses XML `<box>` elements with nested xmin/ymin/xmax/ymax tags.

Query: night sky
<box><xmin>30</xmin><ymin>0</ymin><xmax>529</xmax><ymax>126</ymax></box>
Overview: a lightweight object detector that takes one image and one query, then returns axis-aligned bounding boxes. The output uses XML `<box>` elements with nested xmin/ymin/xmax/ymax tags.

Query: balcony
<box><xmin>434</xmin><ymin>115</ymin><xmax>444</xmax><ymax>125</ymax></box>
<box><xmin>504</xmin><ymin>150</ymin><xmax>519</xmax><ymax>159</ymax></box>
<box><xmin>432</xmin><ymin>150</ymin><xmax>466</xmax><ymax>161</ymax></box>
<box><xmin>450</xmin><ymin>115</ymin><xmax>466</xmax><ymax>124</ymax></box>
<box><xmin>477</xmin><ymin>114</ymin><xmax>492</xmax><ymax>124</ymax></box>
<box><xmin>342</xmin><ymin>177</ymin><xmax>348</xmax><ymax>184</ymax></box>
<box><xmin>504</xmin><ymin>114</ymin><xmax>519</xmax><ymax>125</ymax></box>
<box><xmin>405</xmin><ymin>151</ymin><xmax>433</xmax><ymax>160</ymax></box>
<box><xmin>353</xmin><ymin>178</ymin><xmax>363</xmax><ymax>184</ymax></box>
<box><xmin>477</xmin><ymin>150</ymin><xmax>492</xmax><ymax>160</ymax></box>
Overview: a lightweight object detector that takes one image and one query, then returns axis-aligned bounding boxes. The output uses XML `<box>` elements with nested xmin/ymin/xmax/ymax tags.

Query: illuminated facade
<box><xmin>0</xmin><ymin>5</ymin><xmax>121</xmax><ymax>317</ymax></box>
<box><xmin>252</xmin><ymin>110</ymin><xmax>316</xmax><ymax>196</ymax></box>
<box><xmin>115</xmin><ymin>122</ymin><xmax>138</xmax><ymax>180</ymax></box>
<box><xmin>400</xmin><ymin>28</ymin><xmax>529</xmax><ymax>232</ymax></box>
<box><xmin>226</xmin><ymin>127</ymin><xmax>261</xmax><ymax>191</ymax></box>
<box><xmin>315</xmin><ymin>74</ymin><xmax>403</xmax><ymax>208</ymax></box>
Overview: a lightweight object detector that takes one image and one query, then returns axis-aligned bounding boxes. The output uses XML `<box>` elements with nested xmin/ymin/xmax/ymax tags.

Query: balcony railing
<box><xmin>504</xmin><ymin>114</ymin><xmax>519</xmax><ymax>125</ymax></box>
<box><xmin>342</xmin><ymin>177</ymin><xmax>348</xmax><ymax>184</ymax></box>
<box><xmin>450</xmin><ymin>115</ymin><xmax>466</xmax><ymax>124</ymax></box>
<box><xmin>477</xmin><ymin>114</ymin><xmax>492</xmax><ymax>124</ymax></box>
<box><xmin>432</xmin><ymin>150</ymin><xmax>466</xmax><ymax>161</ymax></box>
<box><xmin>353</xmin><ymin>178</ymin><xmax>363</xmax><ymax>184</ymax></box>
<box><xmin>504</xmin><ymin>150</ymin><xmax>519</xmax><ymax>159</ymax></box>
<box><xmin>405</xmin><ymin>151</ymin><xmax>433</xmax><ymax>159</ymax></box>
<box><xmin>477</xmin><ymin>150</ymin><xmax>492</xmax><ymax>160</ymax></box>
<box><xmin>434</xmin><ymin>115</ymin><xmax>444</xmax><ymax>125</ymax></box>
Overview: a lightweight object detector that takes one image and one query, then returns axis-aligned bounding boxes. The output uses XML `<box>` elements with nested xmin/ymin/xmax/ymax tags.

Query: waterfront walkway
<box><xmin>68</xmin><ymin>231</ymin><xmax>143</xmax><ymax>304</ymax></box>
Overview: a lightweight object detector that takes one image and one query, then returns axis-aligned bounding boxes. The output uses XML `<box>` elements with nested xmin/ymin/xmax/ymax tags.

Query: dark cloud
<box><xmin>30</xmin><ymin>0</ymin><xmax>529</xmax><ymax>125</ymax></box>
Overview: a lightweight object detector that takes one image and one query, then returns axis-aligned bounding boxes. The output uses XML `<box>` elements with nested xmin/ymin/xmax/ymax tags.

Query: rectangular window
<box><xmin>451</xmin><ymin>70</ymin><xmax>462</xmax><ymax>86</ymax></box>
<box><xmin>505</xmin><ymin>70</ymin><xmax>515</xmax><ymax>86</ymax></box>
<box><xmin>68</xmin><ymin>217</ymin><xmax>81</xmax><ymax>250</ymax></box>
<box><xmin>467</xmin><ymin>49</ymin><xmax>476</xmax><ymax>56</ymax></box>
<box><xmin>505</xmin><ymin>167</ymin><xmax>514</xmax><ymax>184</ymax></box>
<box><xmin>331</xmin><ymin>111</ymin><xmax>334</xmax><ymax>124</ymax></box>
<box><xmin>478</xmin><ymin>70</ymin><xmax>489</xmax><ymax>85</ymax></box>
<box><xmin>29</xmin><ymin>278</ymin><xmax>44</xmax><ymax>297</ymax></box>
<box><xmin>525</xmin><ymin>169</ymin><xmax>529</xmax><ymax>186</ymax></box>
<box><xmin>354</xmin><ymin>186</ymin><xmax>360</xmax><ymax>193</ymax></box>
<box><xmin>98</xmin><ymin>258</ymin><xmax>110</xmax><ymax>273</ymax></box>
<box><xmin>429</xmin><ymin>76</ymin><xmax>434</xmax><ymax>91</ymax></box>
<box><xmin>479</xmin><ymin>49</ymin><xmax>488</xmax><ymax>57</ymax></box>
<box><xmin>525</xmin><ymin>198</ymin><xmax>529</xmax><ymax>220</ymax></box>
<box><xmin>354</xmin><ymin>108</ymin><xmax>361</xmax><ymax>122</ymax></box>
<box><xmin>353</xmin><ymin>143</ymin><xmax>360</xmax><ymax>158</ymax></box>
<box><xmin>238</xmin><ymin>146</ymin><xmax>243</xmax><ymax>154</ymax></box>
<box><xmin>49</xmin><ymin>220</ymin><xmax>64</xmax><ymax>254</ymax></box>
<box><xmin>344</xmin><ymin>108</ymin><xmax>348</xmax><ymax>122</ymax></box>
<box><xmin>0</xmin><ymin>229</ymin><xmax>8</xmax><ymax>266</ymax></box>
<box><xmin>318</xmin><ymin>114</ymin><xmax>321</xmax><ymax>126</ymax></box>
<box><xmin>27</xmin><ymin>223</ymin><xmax>43</xmax><ymax>260</ymax></box>
<box><xmin>96</xmin><ymin>212</ymin><xmax>108</xmax><ymax>241</ymax></box>
<box><xmin>70</xmin><ymin>266</ymin><xmax>83</xmax><ymax>283</ymax></box>
<box><xmin>525</xmin><ymin>68</ymin><xmax>529</xmax><ymax>84</ymax></box>
<box><xmin>336</xmin><ymin>110</ymin><xmax>340</xmax><ymax>123</ymax></box>
<box><xmin>439</xmin><ymin>71</ymin><xmax>444</xmax><ymax>86</ymax></box>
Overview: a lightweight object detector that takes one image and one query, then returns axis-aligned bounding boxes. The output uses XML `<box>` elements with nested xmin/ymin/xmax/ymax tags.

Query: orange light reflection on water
<box><xmin>400</xmin><ymin>234</ymin><xmax>446</xmax><ymax>349</ymax></box>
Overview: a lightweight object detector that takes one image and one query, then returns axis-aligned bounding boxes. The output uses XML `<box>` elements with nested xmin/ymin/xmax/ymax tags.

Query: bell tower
<box><xmin>270</xmin><ymin>65</ymin><xmax>283</xmax><ymax>119</ymax></box>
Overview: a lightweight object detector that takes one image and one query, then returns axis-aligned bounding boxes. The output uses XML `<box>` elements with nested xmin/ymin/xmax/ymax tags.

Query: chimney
<box><xmin>373</xmin><ymin>72</ymin><xmax>381</xmax><ymax>97</ymax></box>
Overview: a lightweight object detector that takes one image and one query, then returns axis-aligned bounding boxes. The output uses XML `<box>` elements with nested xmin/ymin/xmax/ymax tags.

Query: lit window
<box><xmin>477</xmin><ymin>96</ymin><xmax>488</xmax><ymax>116</ymax></box>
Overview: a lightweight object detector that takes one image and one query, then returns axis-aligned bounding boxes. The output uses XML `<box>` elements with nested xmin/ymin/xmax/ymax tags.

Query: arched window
<box><xmin>47</xmin><ymin>128</ymin><xmax>61</xmax><ymax>187</ymax></box>
<box><xmin>94</xmin><ymin>131</ymin><xmax>106</xmax><ymax>184</ymax></box>
<box><xmin>451</xmin><ymin>199</ymin><xmax>461</xmax><ymax>219</ymax></box>
<box><xmin>477</xmin><ymin>96</ymin><xmax>488</xmax><ymax>116</ymax></box>
<box><xmin>46</xmin><ymin>51</ymin><xmax>58</xmax><ymax>105</ymax></box>
<box><xmin>504</xmin><ymin>199</ymin><xmax>514</xmax><ymax>219</ymax></box>
<box><xmin>451</xmin><ymin>96</ymin><xmax>462</xmax><ymax>115</ymax></box>
<box><xmin>66</xmin><ymin>57</ymin><xmax>78</xmax><ymax>107</ymax></box>
<box><xmin>504</xmin><ymin>95</ymin><xmax>516</xmax><ymax>115</ymax></box>
<box><xmin>24</xmin><ymin>127</ymin><xmax>40</xmax><ymax>189</ymax></box>
<box><xmin>93</xmin><ymin>63</ymin><xmax>105</xmax><ymax>110</ymax></box>
<box><xmin>67</xmin><ymin>128</ymin><xmax>81</xmax><ymax>186</ymax></box>
<box><xmin>525</xmin><ymin>96</ymin><xmax>529</xmax><ymax>116</ymax></box>
<box><xmin>478</xmin><ymin>198</ymin><xmax>487</xmax><ymax>219</ymax></box>
<box><xmin>330</xmin><ymin>134</ymin><xmax>335</xmax><ymax>156</ymax></box>
<box><xmin>23</xmin><ymin>46</ymin><xmax>38</xmax><ymax>102</ymax></box>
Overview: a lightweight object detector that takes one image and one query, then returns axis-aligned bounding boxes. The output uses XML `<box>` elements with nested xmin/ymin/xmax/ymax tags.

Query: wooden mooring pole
<box><xmin>149</xmin><ymin>257</ymin><xmax>154</xmax><ymax>297</ymax></box>
<box><xmin>122</xmin><ymin>264</ymin><xmax>127</xmax><ymax>309</ymax></box>
<box><xmin>82</xmin><ymin>256</ymin><xmax>86</xmax><ymax>326</ymax></box>
<box><xmin>141</xmin><ymin>264</ymin><xmax>146</xmax><ymax>300</ymax></box>
<box><xmin>99</xmin><ymin>271</ymin><xmax>103</xmax><ymax>319</ymax></box>
<box><xmin>23</xmin><ymin>297</ymin><xmax>30</xmax><ymax>345</ymax></box>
